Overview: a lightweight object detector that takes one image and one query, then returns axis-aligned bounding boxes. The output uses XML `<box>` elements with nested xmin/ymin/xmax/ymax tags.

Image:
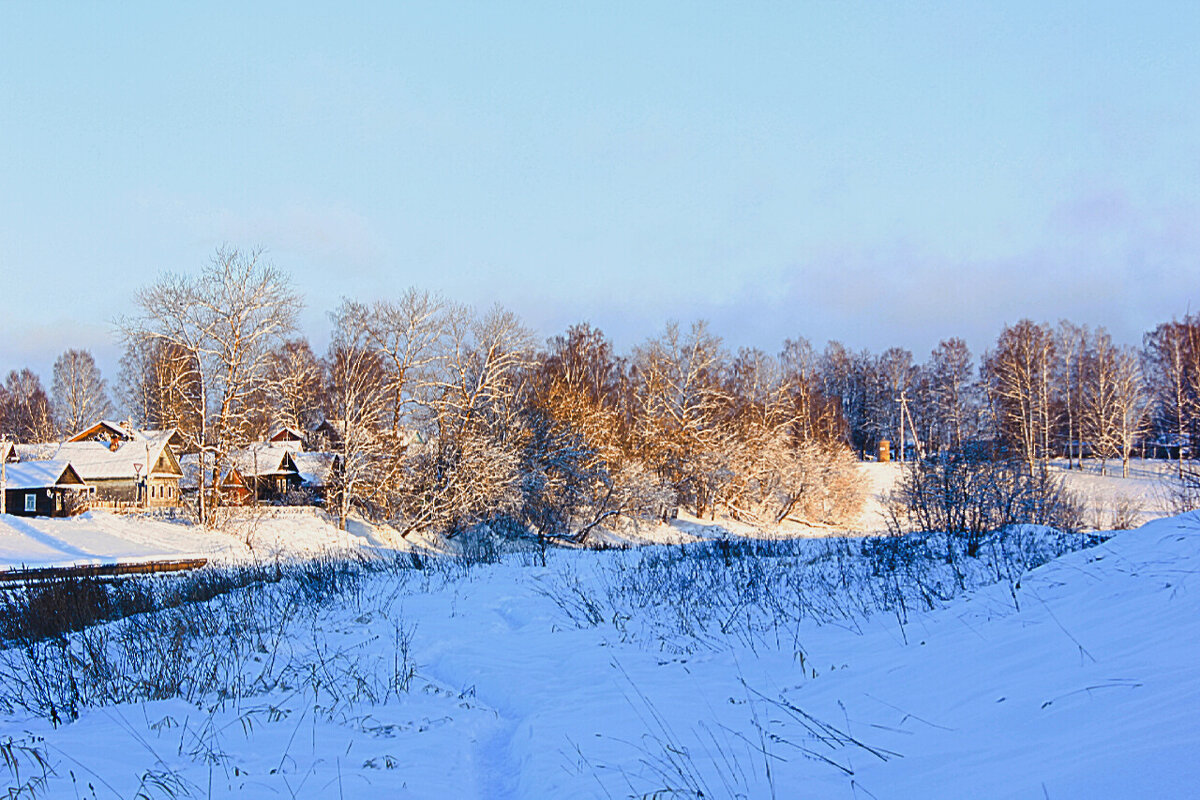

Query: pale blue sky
<box><xmin>2</xmin><ymin>2</ymin><xmax>1198</xmax><ymax>383</ymax></box>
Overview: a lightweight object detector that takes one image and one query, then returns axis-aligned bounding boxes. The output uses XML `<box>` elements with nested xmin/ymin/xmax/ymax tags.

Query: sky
<box><xmin>2</xmin><ymin>2</ymin><xmax>1198</xmax><ymax>387</ymax></box>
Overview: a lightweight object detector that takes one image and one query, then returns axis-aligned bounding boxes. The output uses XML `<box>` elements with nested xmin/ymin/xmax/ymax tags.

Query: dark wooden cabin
<box><xmin>2</xmin><ymin>460</ymin><xmax>90</xmax><ymax>517</ymax></box>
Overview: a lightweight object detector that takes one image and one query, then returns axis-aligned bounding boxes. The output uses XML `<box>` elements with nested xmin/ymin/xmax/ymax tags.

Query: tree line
<box><xmin>3</xmin><ymin>248</ymin><xmax>1200</xmax><ymax>535</ymax></box>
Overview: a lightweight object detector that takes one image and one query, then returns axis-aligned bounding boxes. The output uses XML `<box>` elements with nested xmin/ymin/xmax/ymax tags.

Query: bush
<box><xmin>886</xmin><ymin>451</ymin><xmax>1082</xmax><ymax>556</ymax></box>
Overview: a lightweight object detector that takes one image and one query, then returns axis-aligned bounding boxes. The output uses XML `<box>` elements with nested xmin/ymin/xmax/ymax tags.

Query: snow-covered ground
<box><xmin>0</xmin><ymin>508</ymin><xmax>408</xmax><ymax>570</ymax></box>
<box><xmin>855</xmin><ymin>457</ymin><xmax>1181</xmax><ymax>533</ymax></box>
<box><xmin>0</xmin><ymin>457</ymin><xmax>1182</xmax><ymax>573</ymax></box>
<box><xmin>1</xmin><ymin>512</ymin><xmax>1198</xmax><ymax>797</ymax></box>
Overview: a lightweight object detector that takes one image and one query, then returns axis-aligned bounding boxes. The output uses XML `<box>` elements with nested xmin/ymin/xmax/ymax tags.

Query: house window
<box><xmin>24</xmin><ymin>493</ymin><xmax>36</xmax><ymax>512</ymax></box>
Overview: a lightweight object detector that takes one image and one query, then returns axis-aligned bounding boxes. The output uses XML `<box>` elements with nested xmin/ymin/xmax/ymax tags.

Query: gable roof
<box><xmin>178</xmin><ymin>454</ymin><xmax>250</xmax><ymax>491</ymax></box>
<box><xmin>229</xmin><ymin>443</ymin><xmax>299</xmax><ymax>478</ymax></box>
<box><xmin>268</xmin><ymin>426</ymin><xmax>306</xmax><ymax>445</ymax></box>
<box><xmin>3</xmin><ymin>460</ymin><xmax>86</xmax><ymax>490</ymax></box>
<box><xmin>292</xmin><ymin>452</ymin><xmax>339</xmax><ymax>488</ymax></box>
<box><xmin>0</xmin><ymin>441</ymin><xmax>15</xmax><ymax>463</ymax></box>
<box><xmin>18</xmin><ymin>430</ymin><xmax>182</xmax><ymax>481</ymax></box>
<box><xmin>68</xmin><ymin>421</ymin><xmax>185</xmax><ymax>450</ymax></box>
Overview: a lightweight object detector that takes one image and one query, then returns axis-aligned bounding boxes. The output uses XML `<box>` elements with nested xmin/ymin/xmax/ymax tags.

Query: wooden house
<box><xmin>291</xmin><ymin>451</ymin><xmax>342</xmax><ymax>503</ymax></box>
<box><xmin>268</xmin><ymin>426</ymin><xmax>307</xmax><ymax>448</ymax></box>
<box><xmin>20</xmin><ymin>422</ymin><xmax>184</xmax><ymax>508</ymax></box>
<box><xmin>230</xmin><ymin>444</ymin><xmax>303</xmax><ymax>501</ymax></box>
<box><xmin>179</xmin><ymin>455</ymin><xmax>254</xmax><ymax>506</ymax></box>
<box><xmin>2</xmin><ymin>460</ymin><xmax>90</xmax><ymax>517</ymax></box>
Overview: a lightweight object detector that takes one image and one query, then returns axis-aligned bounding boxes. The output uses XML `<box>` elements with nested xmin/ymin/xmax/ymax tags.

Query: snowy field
<box><xmin>0</xmin><ymin>511</ymin><xmax>1197</xmax><ymax>797</ymax></box>
<box><xmin>855</xmin><ymin>458</ymin><xmax>1180</xmax><ymax>533</ymax></box>
<box><xmin>0</xmin><ymin>508</ymin><xmax>407</xmax><ymax>571</ymax></box>
<box><xmin>0</xmin><ymin>463</ymin><xmax>1195</xmax><ymax>797</ymax></box>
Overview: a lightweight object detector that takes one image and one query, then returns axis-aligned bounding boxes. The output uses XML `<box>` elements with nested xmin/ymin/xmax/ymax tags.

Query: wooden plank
<box><xmin>0</xmin><ymin>558</ymin><xmax>208</xmax><ymax>584</ymax></box>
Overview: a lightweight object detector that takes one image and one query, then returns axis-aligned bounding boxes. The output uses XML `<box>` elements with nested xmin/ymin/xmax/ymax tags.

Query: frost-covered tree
<box><xmin>633</xmin><ymin>320</ymin><xmax>729</xmax><ymax>517</ymax></box>
<box><xmin>324</xmin><ymin>302</ymin><xmax>392</xmax><ymax>530</ymax></box>
<box><xmin>1055</xmin><ymin>321</ymin><xmax>1089</xmax><ymax>469</ymax></box>
<box><xmin>925</xmin><ymin>338</ymin><xmax>975</xmax><ymax>452</ymax></box>
<box><xmin>395</xmin><ymin>305</ymin><xmax>535</xmax><ymax>536</ymax></box>
<box><xmin>120</xmin><ymin>247</ymin><xmax>300</xmax><ymax>523</ymax></box>
<box><xmin>1143</xmin><ymin>318</ymin><xmax>1196</xmax><ymax>477</ymax></box>
<box><xmin>983</xmin><ymin>320</ymin><xmax>1057</xmax><ymax>473</ymax></box>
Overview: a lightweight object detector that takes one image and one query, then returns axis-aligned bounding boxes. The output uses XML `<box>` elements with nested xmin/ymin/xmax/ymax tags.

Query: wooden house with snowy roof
<box><xmin>2</xmin><ymin>460</ymin><xmax>90</xmax><ymax>517</ymax></box>
<box><xmin>19</xmin><ymin>421</ymin><xmax>184</xmax><ymax>508</ymax></box>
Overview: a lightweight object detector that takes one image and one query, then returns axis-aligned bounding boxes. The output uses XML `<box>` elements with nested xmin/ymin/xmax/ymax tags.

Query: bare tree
<box><xmin>1144</xmin><ymin>319</ymin><xmax>1194</xmax><ymax>477</ymax></box>
<box><xmin>265</xmin><ymin>338</ymin><xmax>325</xmax><ymax>432</ymax></box>
<box><xmin>633</xmin><ymin>320</ymin><xmax>728</xmax><ymax>517</ymax></box>
<box><xmin>1081</xmin><ymin>329</ymin><xmax>1121</xmax><ymax>475</ymax></box>
<box><xmin>926</xmin><ymin>338</ymin><xmax>974</xmax><ymax>452</ymax></box>
<box><xmin>1111</xmin><ymin>345</ymin><xmax>1149</xmax><ymax>478</ymax></box>
<box><xmin>983</xmin><ymin>320</ymin><xmax>1057</xmax><ymax>474</ymax></box>
<box><xmin>324</xmin><ymin>301</ymin><xmax>392</xmax><ymax>530</ymax></box>
<box><xmin>396</xmin><ymin>305</ymin><xmax>535</xmax><ymax>536</ymax></box>
<box><xmin>51</xmin><ymin>349</ymin><xmax>113</xmax><ymax>437</ymax></box>
<box><xmin>119</xmin><ymin>337</ymin><xmax>203</xmax><ymax>442</ymax></box>
<box><xmin>1055</xmin><ymin>321</ymin><xmax>1089</xmax><ymax>470</ymax></box>
<box><xmin>120</xmin><ymin>247</ymin><xmax>300</xmax><ymax>523</ymax></box>
<box><xmin>365</xmin><ymin>289</ymin><xmax>448</xmax><ymax>437</ymax></box>
<box><xmin>0</xmin><ymin>369</ymin><xmax>55</xmax><ymax>443</ymax></box>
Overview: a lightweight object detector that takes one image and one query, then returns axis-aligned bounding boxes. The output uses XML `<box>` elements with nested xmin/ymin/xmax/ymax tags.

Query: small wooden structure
<box><xmin>877</xmin><ymin>439</ymin><xmax>891</xmax><ymax>463</ymax></box>
<box><xmin>268</xmin><ymin>426</ymin><xmax>306</xmax><ymax>447</ymax></box>
<box><xmin>2</xmin><ymin>460</ymin><xmax>91</xmax><ymax>517</ymax></box>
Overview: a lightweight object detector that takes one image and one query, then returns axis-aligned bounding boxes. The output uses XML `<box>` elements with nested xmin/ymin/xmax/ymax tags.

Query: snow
<box><xmin>0</xmin><ymin>508</ymin><xmax>404</xmax><ymax>570</ymax></box>
<box><xmin>854</xmin><ymin>458</ymin><xmax>1180</xmax><ymax>532</ymax></box>
<box><xmin>17</xmin><ymin>430</ymin><xmax>179</xmax><ymax>480</ymax></box>
<box><xmin>1</xmin><ymin>507</ymin><xmax>1198</xmax><ymax>797</ymax></box>
<box><xmin>0</xmin><ymin>460</ymin><xmax>74</xmax><ymax>490</ymax></box>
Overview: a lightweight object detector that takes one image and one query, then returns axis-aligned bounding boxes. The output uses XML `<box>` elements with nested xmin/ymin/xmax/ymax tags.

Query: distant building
<box><xmin>268</xmin><ymin>425</ymin><xmax>307</xmax><ymax>447</ymax></box>
<box><xmin>229</xmin><ymin>443</ymin><xmax>302</xmax><ymax>501</ymax></box>
<box><xmin>179</xmin><ymin>456</ymin><xmax>255</xmax><ymax>506</ymax></box>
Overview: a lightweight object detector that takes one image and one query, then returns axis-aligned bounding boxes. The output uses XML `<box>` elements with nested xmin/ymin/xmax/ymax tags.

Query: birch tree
<box><xmin>0</xmin><ymin>369</ymin><xmax>55</xmax><ymax>443</ymax></box>
<box><xmin>1144</xmin><ymin>319</ymin><xmax>1194</xmax><ymax>477</ymax></box>
<box><xmin>265</xmin><ymin>338</ymin><xmax>325</xmax><ymax>432</ymax></box>
<box><xmin>926</xmin><ymin>337</ymin><xmax>974</xmax><ymax>452</ymax></box>
<box><xmin>983</xmin><ymin>320</ymin><xmax>1056</xmax><ymax>474</ymax></box>
<box><xmin>325</xmin><ymin>302</ymin><xmax>391</xmax><ymax>530</ymax></box>
<box><xmin>1055</xmin><ymin>321</ymin><xmax>1089</xmax><ymax>470</ymax></box>
<box><xmin>1081</xmin><ymin>330</ymin><xmax>1121</xmax><ymax>475</ymax></box>
<box><xmin>121</xmin><ymin>247</ymin><xmax>300</xmax><ymax>523</ymax></box>
<box><xmin>633</xmin><ymin>320</ymin><xmax>728</xmax><ymax>517</ymax></box>
<box><xmin>51</xmin><ymin>349</ymin><xmax>112</xmax><ymax>437</ymax></box>
<box><xmin>1112</xmin><ymin>345</ymin><xmax>1149</xmax><ymax>478</ymax></box>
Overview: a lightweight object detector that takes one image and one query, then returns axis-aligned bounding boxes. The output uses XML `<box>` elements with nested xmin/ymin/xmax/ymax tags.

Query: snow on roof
<box><xmin>229</xmin><ymin>443</ymin><xmax>297</xmax><ymax>477</ymax></box>
<box><xmin>0</xmin><ymin>442</ymin><xmax>14</xmax><ymax>463</ymax></box>
<box><xmin>177</xmin><ymin>454</ymin><xmax>246</xmax><ymax>490</ymax></box>
<box><xmin>18</xmin><ymin>431</ymin><xmax>181</xmax><ymax>481</ymax></box>
<box><xmin>269</xmin><ymin>426</ymin><xmax>307</xmax><ymax>444</ymax></box>
<box><xmin>67</xmin><ymin>419</ymin><xmax>137</xmax><ymax>442</ymax></box>
<box><xmin>292</xmin><ymin>452</ymin><xmax>338</xmax><ymax>488</ymax></box>
<box><xmin>2</xmin><ymin>460</ymin><xmax>79</xmax><ymax>490</ymax></box>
